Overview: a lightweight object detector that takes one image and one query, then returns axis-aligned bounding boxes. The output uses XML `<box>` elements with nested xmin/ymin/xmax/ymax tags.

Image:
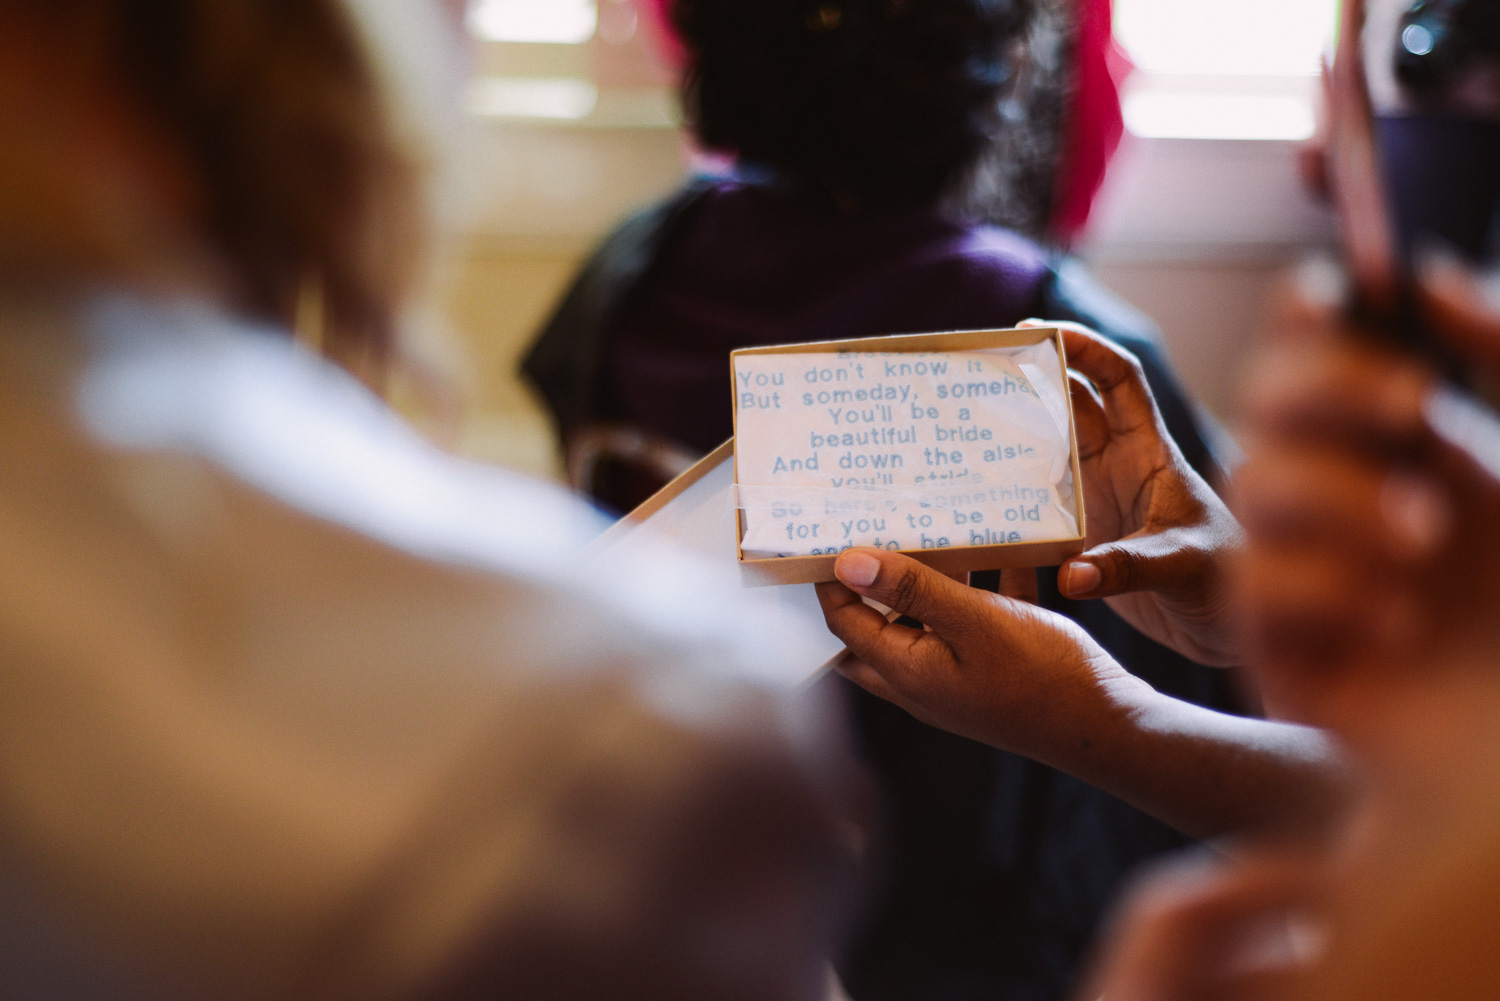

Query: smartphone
<box><xmin>1325</xmin><ymin>0</ymin><xmax>1431</xmax><ymax>352</ymax></box>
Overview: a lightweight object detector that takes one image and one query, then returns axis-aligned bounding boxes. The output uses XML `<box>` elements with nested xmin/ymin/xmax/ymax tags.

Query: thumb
<box><xmin>833</xmin><ymin>548</ymin><xmax>985</xmax><ymax>635</ymax></box>
<box><xmin>1060</xmin><ymin>532</ymin><xmax>1193</xmax><ymax>600</ymax></box>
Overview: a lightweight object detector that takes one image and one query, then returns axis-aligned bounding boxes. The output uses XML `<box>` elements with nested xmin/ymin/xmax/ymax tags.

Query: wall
<box><xmin>432</xmin><ymin>109</ymin><xmax>687</xmax><ymax>480</ymax></box>
<box><xmin>1084</xmin><ymin>132</ymin><xmax>1332</xmax><ymax>423</ymax></box>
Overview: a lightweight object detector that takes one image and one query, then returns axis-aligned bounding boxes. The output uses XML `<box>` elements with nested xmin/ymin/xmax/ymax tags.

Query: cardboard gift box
<box><xmin>730</xmin><ymin>327</ymin><xmax>1087</xmax><ymax>586</ymax></box>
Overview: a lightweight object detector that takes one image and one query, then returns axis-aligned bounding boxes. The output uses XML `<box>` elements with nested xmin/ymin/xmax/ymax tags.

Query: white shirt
<box><xmin>0</xmin><ymin>291</ymin><xmax>846</xmax><ymax>1001</ymax></box>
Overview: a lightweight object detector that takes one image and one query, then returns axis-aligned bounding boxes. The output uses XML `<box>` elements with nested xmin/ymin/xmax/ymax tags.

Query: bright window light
<box><xmin>1123</xmin><ymin>92</ymin><xmax>1316</xmax><ymax>141</ymax></box>
<box><xmin>469</xmin><ymin>0</ymin><xmax>598</xmax><ymax>44</ymax></box>
<box><xmin>469</xmin><ymin>77</ymin><xmax>599</xmax><ymax>120</ymax></box>
<box><xmin>1115</xmin><ymin>0</ymin><xmax>1335</xmax><ymax>140</ymax></box>
<box><xmin>1115</xmin><ymin>0</ymin><xmax>1336</xmax><ymax>77</ymax></box>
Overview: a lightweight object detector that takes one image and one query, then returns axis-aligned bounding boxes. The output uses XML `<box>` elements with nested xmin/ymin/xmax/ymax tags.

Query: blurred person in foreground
<box><xmin>1049</xmin><ymin>257</ymin><xmax>1500</xmax><ymax>1001</ymax></box>
<box><xmin>0</xmin><ymin>2</ymin><xmax>853</xmax><ymax>1000</ymax></box>
<box><xmin>523</xmin><ymin>2</ymin><xmax>1287</xmax><ymax>997</ymax></box>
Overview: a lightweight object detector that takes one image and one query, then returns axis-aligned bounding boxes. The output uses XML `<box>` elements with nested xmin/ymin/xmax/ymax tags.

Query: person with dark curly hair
<box><xmin>523</xmin><ymin>3</ymin><xmax>1267</xmax><ymax>999</ymax></box>
<box><xmin>677</xmin><ymin>0</ymin><xmax>1024</xmax><ymax>212</ymax></box>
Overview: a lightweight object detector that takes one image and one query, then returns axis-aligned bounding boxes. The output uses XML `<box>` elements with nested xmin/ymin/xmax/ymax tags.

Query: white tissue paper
<box><xmin>734</xmin><ymin>342</ymin><xmax>1079</xmax><ymax>558</ymax></box>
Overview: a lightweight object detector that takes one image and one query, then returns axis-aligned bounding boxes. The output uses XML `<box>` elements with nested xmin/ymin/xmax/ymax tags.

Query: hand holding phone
<box><xmin>1325</xmin><ymin>0</ymin><xmax>1431</xmax><ymax>353</ymax></box>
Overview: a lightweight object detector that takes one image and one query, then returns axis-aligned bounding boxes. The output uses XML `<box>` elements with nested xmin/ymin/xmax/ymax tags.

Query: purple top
<box><xmin>604</xmin><ymin>180</ymin><xmax>1053</xmax><ymax>453</ymax></box>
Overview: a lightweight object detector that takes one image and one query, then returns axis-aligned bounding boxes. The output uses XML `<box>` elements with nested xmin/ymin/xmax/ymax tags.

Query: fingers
<box><xmin>1022</xmin><ymin>319</ymin><xmax>1162</xmax><ymax>432</ymax></box>
<box><xmin>1266</xmin><ymin>253</ymin><xmax>1500</xmax><ymax>389</ymax></box>
<box><xmin>1234</xmin><ymin>540</ymin><xmax>1430</xmax><ymax>721</ymax></box>
<box><xmin>1234</xmin><ymin>349</ymin><xmax>1500</xmax><ymax>688</ymax></box>
<box><xmin>1081</xmin><ymin>850</ymin><xmax>1320</xmax><ymax>1001</ymax></box>
<box><xmin>999</xmin><ymin>567</ymin><xmax>1039</xmax><ymax>604</ymax></box>
<box><xmin>1234</xmin><ymin>444</ymin><xmax>1451</xmax><ymax>564</ymax></box>
<box><xmin>1241</xmin><ymin>257</ymin><xmax>1500</xmax><ymax>692</ymax></box>
<box><xmin>1062</xmin><ymin>540</ymin><xmax>1156</xmax><ymax>599</ymax></box>
<box><xmin>815</xmin><ymin>578</ymin><xmax>908</xmax><ymax>650</ymax></box>
<box><xmin>1059</xmin><ymin>559</ymin><xmax>1104</xmax><ymax>599</ymax></box>
<box><xmin>1231</xmin><ymin>437</ymin><xmax>1452</xmax><ymax>686</ymax></box>
<box><xmin>814</xmin><ymin>573</ymin><xmax>949</xmax><ymax>685</ymax></box>
<box><xmin>1243</xmin><ymin>341</ymin><xmax>1433</xmax><ymax>451</ymax></box>
<box><xmin>829</xmin><ymin>549</ymin><xmax>989</xmax><ymax>636</ymax></box>
<box><xmin>1262</xmin><ymin>257</ymin><xmax>1348</xmax><ymax>346</ymax></box>
<box><xmin>1068</xmin><ymin>370</ymin><xmax>1109</xmax><ymax>461</ymax></box>
<box><xmin>1056</xmin><ymin>324</ymin><xmax>1162</xmax><ymax>433</ymax></box>
<box><xmin>1418</xmin><ymin>251</ymin><xmax>1500</xmax><ymax>379</ymax></box>
<box><xmin>1060</xmin><ymin>529</ymin><xmax>1206</xmax><ymax>601</ymax></box>
<box><xmin>827</xmin><ymin>649</ymin><xmax>902</xmax><ymax>704</ymax></box>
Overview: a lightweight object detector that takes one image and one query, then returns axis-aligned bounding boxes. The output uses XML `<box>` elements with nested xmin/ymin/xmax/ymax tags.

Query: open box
<box><xmin>731</xmin><ymin>327</ymin><xmax>1088</xmax><ymax>586</ymax></box>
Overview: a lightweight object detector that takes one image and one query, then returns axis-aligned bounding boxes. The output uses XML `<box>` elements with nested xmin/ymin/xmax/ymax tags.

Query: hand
<box><xmin>817</xmin><ymin>548</ymin><xmax>1347</xmax><ymax>837</ymax></box>
<box><xmin>1236</xmin><ymin>258</ymin><xmax>1500</xmax><ymax>720</ymax></box>
<box><xmin>1076</xmin><ymin>846</ymin><xmax>1323</xmax><ymax>1001</ymax></box>
<box><xmin>815</xmin><ymin>548</ymin><xmax>1145</xmax><ymax>764</ymax></box>
<box><xmin>1030</xmin><ymin>321</ymin><xmax>1243</xmax><ymax>666</ymax></box>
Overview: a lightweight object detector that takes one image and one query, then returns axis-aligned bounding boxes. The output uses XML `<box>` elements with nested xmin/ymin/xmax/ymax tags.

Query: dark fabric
<box><xmin>520</xmin><ymin>178</ymin><xmax>1244</xmax><ymax>1001</ymax></box>
<box><xmin>521</xmin><ymin>178</ymin><xmax>718</xmax><ymax>439</ymax></box>
<box><xmin>1376</xmin><ymin>114</ymin><xmax>1500</xmax><ymax>263</ymax></box>
<box><xmin>602</xmin><ymin>180</ymin><xmax>1053</xmax><ymax>457</ymax></box>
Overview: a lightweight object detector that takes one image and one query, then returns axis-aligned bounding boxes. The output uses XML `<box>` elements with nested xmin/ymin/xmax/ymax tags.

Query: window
<box><xmin>1114</xmin><ymin>0</ymin><xmax>1338</xmax><ymax>140</ymax></box>
<box><xmin>464</xmin><ymin>0</ymin><xmax>670</xmax><ymax>124</ymax></box>
<box><xmin>469</xmin><ymin>0</ymin><xmax>598</xmax><ymax>45</ymax></box>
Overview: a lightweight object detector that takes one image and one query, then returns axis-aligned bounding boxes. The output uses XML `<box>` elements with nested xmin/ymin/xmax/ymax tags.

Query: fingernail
<box><xmin>1379</xmin><ymin>471</ymin><xmax>1451</xmax><ymax>560</ymax></box>
<box><xmin>836</xmin><ymin>550</ymin><xmax>881</xmax><ymax>590</ymax></box>
<box><xmin>1063</xmin><ymin>561</ymin><xmax>1101</xmax><ymax>596</ymax></box>
<box><xmin>1293</xmin><ymin>254</ymin><xmax>1349</xmax><ymax>312</ymax></box>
